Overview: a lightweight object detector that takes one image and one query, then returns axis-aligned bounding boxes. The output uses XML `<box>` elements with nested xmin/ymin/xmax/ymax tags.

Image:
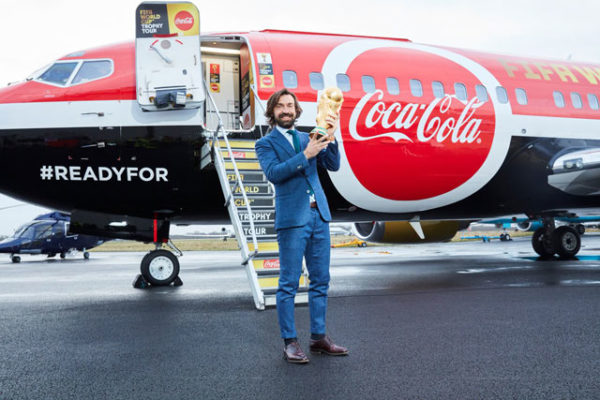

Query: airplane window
<box><xmin>361</xmin><ymin>75</ymin><xmax>376</xmax><ymax>93</ymax></box>
<box><xmin>475</xmin><ymin>85</ymin><xmax>488</xmax><ymax>102</ymax></box>
<box><xmin>454</xmin><ymin>83</ymin><xmax>468</xmax><ymax>101</ymax></box>
<box><xmin>336</xmin><ymin>74</ymin><xmax>351</xmax><ymax>92</ymax></box>
<box><xmin>496</xmin><ymin>87</ymin><xmax>509</xmax><ymax>104</ymax></box>
<box><xmin>282</xmin><ymin>70</ymin><xmax>298</xmax><ymax>89</ymax></box>
<box><xmin>71</xmin><ymin>60</ymin><xmax>112</xmax><ymax>85</ymax></box>
<box><xmin>515</xmin><ymin>88</ymin><xmax>528</xmax><ymax>105</ymax></box>
<box><xmin>588</xmin><ymin>94</ymin><xmax>599</xmax><ymax>110</ymax></box>
<box><xmin>432</xmin><ymin>81</ymin><xmax>445</xmax><ymax>98</ymax></box>
<box><xmin>553</xmin><ymin>91</ymin><xmax>565</xmax><ymax>108</ymax></box>
<box><xmin>570</xmin><ymin>92</ymin><xmax>583</xmax><ymax>109</ymax></box>
<box><xmin>386</xmin><ymin>77</ymin><xmax>399</xmax><ymax>95</ymax></box>
<box><xmin>309</xmin><ymin>72</ymin><xmax>324</xmax><ymax>90</ymax></box>
<box><xmin>38</xmin><ymin>62</ymin><xmax>79</xmax><ymax>86</ymax></box>
<box><xmin>410</xmin><ymin>79</ymin><xmax>423</xmax><ymax>97</ymax></box>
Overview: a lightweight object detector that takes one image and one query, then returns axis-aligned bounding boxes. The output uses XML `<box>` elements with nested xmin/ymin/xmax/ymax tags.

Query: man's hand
<box><xmin>303</xmin><ymin>134</ymin><xmax>330</xmax><ymax>159</ymax></box>
<box><xmin>325</xmin><ymin>113</ymin><xmax>339</xmax><ymax>141</ymax></box>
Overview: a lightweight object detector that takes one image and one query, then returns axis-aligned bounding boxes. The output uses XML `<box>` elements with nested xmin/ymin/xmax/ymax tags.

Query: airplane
<box><xmin>0</xmin><ymin>1</ymin><xmax>599</xmax><ymax>287</ymax></box>
<box><xmin>0</xmin><ymin>212</ymin><xmax>107</xmax><ymax>263</ymax></box>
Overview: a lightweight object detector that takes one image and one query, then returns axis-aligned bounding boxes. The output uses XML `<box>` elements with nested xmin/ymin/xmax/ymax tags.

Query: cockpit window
<box><xmin>38</xmin><ymin>62</ymin><xmax>79</xmax><ymax>86</ymax></box>
<box><xmin>14</xmin><ymin>222</ymin><xmax>53</xmax><ymax>240</ymax></box>
<box><xmin>35</xmin><ymin>59</ymin><xmax>113</xmax><ymax>87</ymax></box>
<box><xmin>71</xmin><ymin>60</ymin><xmax>112</xmax><ymax>85</ymax></box>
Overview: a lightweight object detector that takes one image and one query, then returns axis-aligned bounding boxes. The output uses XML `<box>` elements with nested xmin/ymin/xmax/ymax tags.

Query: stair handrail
<box><xmin>203</xmin><ymin>79</ymin><xmax>259</xmax><ymax>262</ymax></box>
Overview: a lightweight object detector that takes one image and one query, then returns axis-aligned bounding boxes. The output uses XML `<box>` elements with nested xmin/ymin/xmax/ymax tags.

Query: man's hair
<box><xmin>264</xmin><ymin>88</ymin><xmax>303</xmax><ymax>128</ymax></box>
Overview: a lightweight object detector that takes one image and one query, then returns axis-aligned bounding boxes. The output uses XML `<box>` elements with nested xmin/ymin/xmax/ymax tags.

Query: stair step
<box><xmin>256</xmin><ymin>269</ymin><xmax>280</xmax><ymax>276</ymax></box>
<box><xmin>231</xmin><ymin>183</ymin><xmax>272</xmax><ymax>195</ymax></box>
<box><xmin>238</xmin><ymin>210</ymin><xmax>275</xmax><ymax>223</ymax></box>
<box><xmin>252</xmin><ymin>258</ymin><xmax>280</xmax><ymax>271</ymax></box>
<box><xmin>253</xmin><ymin>251</ymin><xmax>280</xmax><ymax>259</ymax></box>
<box><xmin>233</xmin><ymin>197</ymin><xmax>274</xmax><ymax>208</ymax></box>
<box><xmin>218</xmin><ymin>139</ymin><xmax>255</xmax><ymax>149</ymax></box>
<box><xmin>227</xmin><ymin>171</ymin><xmax>266</xmax><ymax>183</ymax></box>
<box><xmin>224</xmin><ymin>161</ymin><xmax>261</xmax><ymax>171</ymax></box>
<box><xmin>248</xmin><ymin>241</ymin><xmax>279</xmax><ymax>252</ymax></box>
<box><xmin>264</xmin><ymin>292</ymin><xmax>308</xmax><ymax>307</ymax></box>
<box><xmin>241</xmin><ymin>223</ymin><xmax>276</xmax><ymax>238</ymax></box>
<box><xmin>259</xmin><ymin>275</ymin><xmax>308</xmax><ymax>291</ymax></box>
<box><xmin>221</xmin><ymin>150</ymin><xmax>257</xmax><ymax>159</ymax></box>
<box><xmin>263</xmin><ymin>287</ymin><xmax>308</xmax><ymax>296</ymax></box>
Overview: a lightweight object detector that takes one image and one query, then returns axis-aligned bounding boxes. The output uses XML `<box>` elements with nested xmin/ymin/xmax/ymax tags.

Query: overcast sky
<box><xmin>0</xmin><ymin>0</ymin><xmax>599</xmax><ymax>234</ymax></box>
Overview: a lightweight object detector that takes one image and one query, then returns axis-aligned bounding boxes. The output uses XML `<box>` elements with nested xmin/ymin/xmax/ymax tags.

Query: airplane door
<box><xmin>135</xmin><ymin>2</ymin><xmax>204</xmax><ymax>111</ymax></box>
<box><xmin>65</xmin><ymin>67</ymin><xmax>122</xmax><ymax>164</ymax></box>
<box><xmin>203</xmin><ymin>56</ymin><xmax>240</xmax><ymax>131</ymax></box>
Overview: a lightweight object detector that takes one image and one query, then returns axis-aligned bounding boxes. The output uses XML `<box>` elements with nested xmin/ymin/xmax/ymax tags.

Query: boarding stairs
<box><xmin>204</xmin><ymin>84</ymin><xmax>309</xmax><ymax>310</ymax></box>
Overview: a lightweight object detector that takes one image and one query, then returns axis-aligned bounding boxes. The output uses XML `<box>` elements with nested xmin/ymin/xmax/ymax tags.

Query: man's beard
<box><xmin>274</xmin><ymin>112</ymin><xmax>295</xmax><ymax>128</ymax></box>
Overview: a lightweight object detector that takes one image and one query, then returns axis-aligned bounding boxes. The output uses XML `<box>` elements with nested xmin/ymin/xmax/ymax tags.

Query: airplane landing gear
<box><xmin>531</xmin><ymin>217</ymin><xmax>581</xmax><ymax>258</ymax></box>
<box><xmin>11</xmin><ymin>255</ymin><xmax>20</xmax><ymax>263</ymax></box>
<box><xmin>553</xmin><ymin>226</ymin><xmax>581</xmax><ymax>258</ymax></box>
<box><xmin>140</xmin><ymin>249</ymin><xmax>180</xmax><ymax>286</ymax></box>
<box><xmin>136</xmin><ymin>241</ymin><xmax>183</xmax><ymax>287</ymax></box>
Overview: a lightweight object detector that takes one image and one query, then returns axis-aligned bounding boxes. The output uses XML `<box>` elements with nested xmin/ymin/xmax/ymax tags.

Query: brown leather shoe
<box><xmin>309</xmin><ymin>336</ymin><xmax>349</xmax><ymax>356</ymax></box>
<box><xmin>283</xmin><ymin>341</ymin><xmax>309</xmax><ymax>364</ymax></box>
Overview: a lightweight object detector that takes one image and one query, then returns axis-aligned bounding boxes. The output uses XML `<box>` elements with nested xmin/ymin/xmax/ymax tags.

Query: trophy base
<box><xmin>309</xmin><ymin>126</ymin><xmax>329</xmax><ymax>140</ymax></box>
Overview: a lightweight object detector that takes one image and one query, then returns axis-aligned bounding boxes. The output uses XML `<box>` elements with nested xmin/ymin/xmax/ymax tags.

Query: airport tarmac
<box><xmin>0</xmin><ymin>235</ymin><xmax>599</xmax><ymax>399</ymax></box>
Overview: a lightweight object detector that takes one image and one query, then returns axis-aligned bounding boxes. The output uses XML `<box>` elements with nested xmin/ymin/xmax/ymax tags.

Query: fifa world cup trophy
<box><xmin>310</xmin><ymin>87</ymin><xmax>344</xmax><ymax>141</ymax></box>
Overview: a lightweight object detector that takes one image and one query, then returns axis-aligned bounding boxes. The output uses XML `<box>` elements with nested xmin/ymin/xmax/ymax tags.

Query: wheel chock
<box><xmin>173</xmin><ymin>276</ymin><xmax>183</xmax><ymax>286</ymax></box>
<box><xmin>132</xmin><ymin>274</ymin><xmax>151</xmax><ymax>289</ymax></box>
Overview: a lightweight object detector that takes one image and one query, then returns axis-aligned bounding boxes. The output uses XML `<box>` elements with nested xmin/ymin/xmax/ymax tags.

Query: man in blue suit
<box><xmin>255</xmin><ymin>89</ymin><xmax>348</xmax><ymax>364</ymax></box>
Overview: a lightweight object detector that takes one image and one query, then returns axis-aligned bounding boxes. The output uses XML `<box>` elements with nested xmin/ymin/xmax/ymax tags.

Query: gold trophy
<box><xmin>310</xmin><ymin>87</ymin><xmax>344</xmax><ymax>141</ymax></box>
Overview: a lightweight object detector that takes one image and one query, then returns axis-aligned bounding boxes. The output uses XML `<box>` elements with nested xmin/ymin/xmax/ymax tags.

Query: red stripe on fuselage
<box><xmin>2</xmin><ymin>31</ymin><xmax>600</xmax><ymax>122</ymax></box>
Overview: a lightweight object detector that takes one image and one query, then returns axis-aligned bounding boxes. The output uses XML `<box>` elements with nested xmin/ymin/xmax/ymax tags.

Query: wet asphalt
<box><xmin>0</xmin><ymin>235</ymin><xmax>599</xmax><ymax>399</ymax></box>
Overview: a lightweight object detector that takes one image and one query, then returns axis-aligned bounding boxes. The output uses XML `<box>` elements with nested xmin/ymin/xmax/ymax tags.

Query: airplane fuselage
<box><xmin>1</xmin><ymin>31</ymin><xmax>600</xmax><ymax>225</ymax></box>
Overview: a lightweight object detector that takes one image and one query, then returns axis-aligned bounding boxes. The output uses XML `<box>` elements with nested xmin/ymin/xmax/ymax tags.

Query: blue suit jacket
<box><xmin>255</xmin><ymin>128</ymin><xmax>340</xmax><ymax>230</ymax></box>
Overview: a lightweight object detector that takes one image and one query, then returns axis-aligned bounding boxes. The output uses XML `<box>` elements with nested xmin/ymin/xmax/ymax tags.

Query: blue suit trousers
<box><xmin>276</xmin><ymin>207</ymin><xmax>330</xmax><ymax>339</ymax></box>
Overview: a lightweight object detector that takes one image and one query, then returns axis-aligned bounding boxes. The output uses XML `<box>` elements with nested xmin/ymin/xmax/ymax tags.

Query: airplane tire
<box><xmin>60</xmin><ymin>252</ymin><xmax>66</xmax><ymax>259</ymax></box>
<box><xmin>83</xmin><ymin>251</ymin><xmax>90</xmax><ymax>260</ymax></box>
<box><xmin>552</xmin><ymin>226</ymin><xmax>581</xmax><ymax>258</ymax></box>
<box><xmin>532</xmin><ymin>228</ymin><xmax>556</xmax><ymax>258</ymax></box>
<box><xmin>11</xmin><ymin>255</ymin><xmax>20</xmax><ymax>263</ymax></box>
<box><xmin>140</xmin><ymin>250</ymin><xmax>179</xmax><ymax>286</ymax></box>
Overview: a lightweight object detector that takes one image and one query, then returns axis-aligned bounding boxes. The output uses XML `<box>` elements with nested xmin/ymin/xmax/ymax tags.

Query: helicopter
<box><xmin>0</xmin><ymin>212</ymin><xmax>107</xmax><ymax>263</ymax></box>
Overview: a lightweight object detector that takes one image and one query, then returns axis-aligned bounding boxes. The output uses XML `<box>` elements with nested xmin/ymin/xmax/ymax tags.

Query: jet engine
<box><xmin>353</xmin><ymin>220</ymin><xmax>469</xmax><ymax>243</ymax></box>
<box><xmin>516</xmin><ymin>221</ymin><xmax>543</xmax><ymax>232</ymax></box>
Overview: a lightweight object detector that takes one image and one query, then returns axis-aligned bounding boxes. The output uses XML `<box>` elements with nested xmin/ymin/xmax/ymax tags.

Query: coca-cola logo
<box><xmin>350</xmin><ymin>90</ymin><xmax>485</xmax><ymax>144</ymax></box>
<box><xmin>263</xmin><ymin>259</ymin><xmax>279</xmax><ymax>269</ymax></box>
<box><xmin>337</xmin><ymin>46</ymin><xmax>496</xmax><ymax>201</ymax></box>
<box><xmin>174</xmin><ymin>11</ymin><xmax>194</xmax><ymax>31</ymax></box>
<box><xmin>261</xmin><ymin>76</ymin><xmax>273</xmax><ymax>86</ymax></box>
